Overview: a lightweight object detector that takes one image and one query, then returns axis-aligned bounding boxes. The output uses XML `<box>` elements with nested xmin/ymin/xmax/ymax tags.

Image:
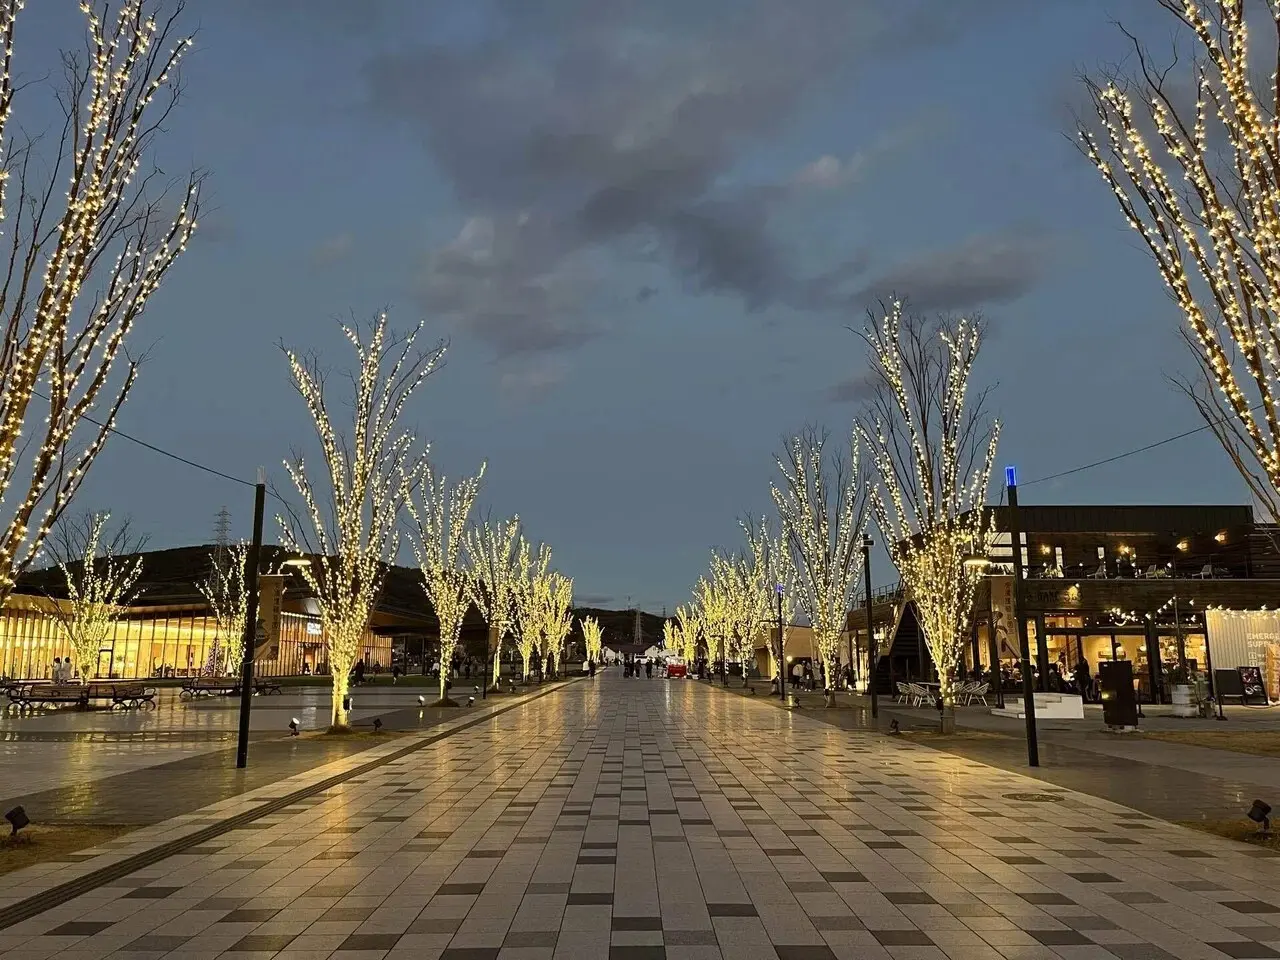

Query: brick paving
<box><xmin>1</xmin><ymin>672</ymin><xmax>1279</xmax><ymax>959</ymax></box>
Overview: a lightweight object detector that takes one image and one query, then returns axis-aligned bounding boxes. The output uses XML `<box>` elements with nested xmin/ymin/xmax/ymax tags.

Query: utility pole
<box><xmin>863</xmin><ymin>536</ymin><xmax>877</xmax><ymax>720</ymax></box>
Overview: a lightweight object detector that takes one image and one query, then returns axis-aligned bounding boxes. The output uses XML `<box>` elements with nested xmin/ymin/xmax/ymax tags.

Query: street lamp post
<box><xmin>235</xmin><ymin>474</ymin><xmax>266</xmax><ymax>770</ymax></box>
<box><xmin>862</xmin><ymin>536</ymin><xmax>877</xmax><ymax>721</ymax></box>
<box><xmin>1006</xmin><ymin>466</ymin><xmax>1039</xmax><ymax>768</ymax></box>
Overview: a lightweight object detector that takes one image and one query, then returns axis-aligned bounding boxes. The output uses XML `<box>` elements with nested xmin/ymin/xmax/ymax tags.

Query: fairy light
<box><xmin>512</xmin><ymin>538</ymin><xmax>552</xmax><ymax>680</ymax></box>
<box><xmin>52</xmin><ymin>512</ymin><xmax>142</xmax><ymax>681</ymax></box>
<box><xmin>855</xmin><ymin>302</ymin><xmax>1000</xmax><ymax>722</ymax></box>
<box><xmin>197</xmin><ymin>541</ymin><xmax>249</xmax><ymax>675</ymax></box>
<box><xmin>581</xmin><ymin>615</ymin><xmax>604</xmax><ymax>663</ymax></box>
<box><xmin>1079</xmin><ymin>0</ymin><xmax>1280</xmax><ymax>522</ymax></box>
<box><xmin>277</xmin><ymin>312</ymin><xmax>443</xmax><ymax>730</ymax></box>
<box><xmin>771</xmin><ymin>428</ymin><xmax>868</xmax><ymax>687</ymax></box>
<box><xmin>540</xmin><ymin>571</ymin><xmax>574</xmax><ymax>674</ymax></box>
<box><xmin>406</xmin><ymin>461</ymin><xmax>485</xmax><ymax>704</ymax></box>
<box><xmin>673</xmin><ymin>604</ymin><xmax>699</xmax><ymax>662</ymax></box>
<box><xmin>466</xmin><ymin>515</ymin><xmax>522</xmax><ymax>685</ymax></box>
<box><xmin>0</xmin><ymin>0</ymin><xmax>201</xmax><ymax>606</ymax></box>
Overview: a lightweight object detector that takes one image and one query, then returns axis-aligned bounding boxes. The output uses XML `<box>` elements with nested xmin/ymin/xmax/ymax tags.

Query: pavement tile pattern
<box><xmin>0</xmin><ymin>673</ymin><xmax>1279</xmax><ymax>959</ymax></box>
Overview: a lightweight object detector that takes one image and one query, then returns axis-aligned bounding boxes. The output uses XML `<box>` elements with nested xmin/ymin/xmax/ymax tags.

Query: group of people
<box><xmin>49</xmin><ymin>657</ymin><xmax>76</xmax><ymax>682</ymax></box>
<box><xmin>621</xmin><ymin>656</ymin><xmax>658</xmax><ymax>678</ymax></box>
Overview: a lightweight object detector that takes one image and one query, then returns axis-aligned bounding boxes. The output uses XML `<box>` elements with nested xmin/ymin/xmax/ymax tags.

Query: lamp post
<box><xmin>863</xmin><ymin>536</ymin><xmax>877</xmax><ymax>721</ymax></box>
<box><xmin>236</xmin><ymin>473</ymin><xmax>266</xmax><ymax>770</ymax></box>
<box><xmin>1006</xmin><ymin>466</ymin><xmax>1039</xmax><ymax>768</ymax></box>
<box><xmin>776</xmin><ymin>583</ymin><xmax>786</xmax><ymax>701</ymax></box>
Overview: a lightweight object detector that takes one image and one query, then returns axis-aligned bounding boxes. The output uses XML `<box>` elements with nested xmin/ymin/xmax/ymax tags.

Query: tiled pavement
<box><xmin>2</xmin><ymin>673</ymin><xmax>1280</xmax><ymax>959</ymax></box>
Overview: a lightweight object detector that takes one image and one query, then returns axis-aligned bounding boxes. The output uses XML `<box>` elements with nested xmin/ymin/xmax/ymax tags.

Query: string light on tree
<box><xmin>197</xmin><ymin>541</ymin><xmax>249</xmax><ymax>676</ymax></box>
<box><xmin>1079</xmin><ymin>0</ymin><xmax>1280</xmax><ymax>522</ymax></box>
<box><xmin>49</xmin><ymin>512</ymin><xmax>143</xmax><ymax>682</ymax></box>
<box><xmin>466</xmin><ymin>516</ymin><xmax>522</xmax><ymax>686</ymax></box>
<box><xmin>0</xmin><ymin>0</ymin><xmax>203</xmax><ymax>607</ymax></box>
<box><xmin>405</xmin><ymin>462</ymin><xmax>485</xmax><ymax>706</ymax></box>
<box><xmin>855</xmin><ymin>301</ymin><xmax>1000</xmax><ymax>735</ymax></box>
<box><xmin>581</xmin><ymin>615</ymin><xmax>604</xmax><ymax>664</ymax></box>
<box><xmin>771</xmin><ymin>427</ymin><xmax>869</xmax><ymax>705</ymax></box>
<box><xmin>277</xmin><ymin>312</ymin><xmax>443</xmax><ymax>730</ymax></box>
<box><xmin>512</xmin><ymin>537</ymin><xmax>552</xmax><ymax>681</ymax></box>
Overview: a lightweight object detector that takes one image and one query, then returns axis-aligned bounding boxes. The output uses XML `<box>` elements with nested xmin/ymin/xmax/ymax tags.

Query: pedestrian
<box><xmin>354</xmin><ymin>659</ymin><xmax>366</xmax><ymax>685</ymax></box>
<box><xmin>645</xmin><ymin>660</ymin><xmax>653</xmax><ymax>679</ymax></box>
<box><xmin>392</xmin><ymin>664</ymin><xmax>401</xmax><ymax>684</ymax></box>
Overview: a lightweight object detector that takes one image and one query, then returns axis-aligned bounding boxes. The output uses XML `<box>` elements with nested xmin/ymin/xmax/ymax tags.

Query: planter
<box><xmin>1171</xmin><ymin>684</ymin><xmax>1197</xmax><ymax>718</ymax></box>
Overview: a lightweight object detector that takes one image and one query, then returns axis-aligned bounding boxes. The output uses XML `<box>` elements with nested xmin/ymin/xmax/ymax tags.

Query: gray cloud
<box><xmin>825</xmin><ymin>371</ymin><xmax>881</xmax><ymax>405</ymax></box>
<box><xmin>365</xmin><ymin>0</ymin><xmax>1032</xmax><ymax>357</ymax></box>
<box><xmin>851</xmin><ymin>228</ymin><xmax>1051</xmax><ymax>313</ymax></box>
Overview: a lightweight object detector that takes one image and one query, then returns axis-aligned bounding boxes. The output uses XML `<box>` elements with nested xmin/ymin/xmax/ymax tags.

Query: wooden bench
<box><xmin>5</xmin><ymin>682</ymin><xmax>89</xmax><ymax>710</ymax></box>
<box><xmin>253</xmin><ymin>678</ymin><xmax>283</xmax><ymax>695</ymax></box>
<box><xmin>179</xmin><ymin>677</ymin><xmax>241</xmax><ymax>699</ymax></box>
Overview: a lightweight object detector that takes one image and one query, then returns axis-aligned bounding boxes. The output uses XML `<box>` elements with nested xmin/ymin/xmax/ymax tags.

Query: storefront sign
<box><xmin>1206</xmin><ymin>610</ymin><xmax>1280</xmax><ymax>702</ymax></box>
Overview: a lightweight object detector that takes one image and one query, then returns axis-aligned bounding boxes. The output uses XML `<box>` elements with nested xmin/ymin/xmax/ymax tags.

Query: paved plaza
<box><xmin>2</xmin><ymin>674</ymin><xmax>1280</xmax><ymax>959</ymax></box>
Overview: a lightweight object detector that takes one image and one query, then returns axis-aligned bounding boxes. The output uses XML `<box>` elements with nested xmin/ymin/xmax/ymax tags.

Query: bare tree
<box><xmin>405</xmin><ymin>461</ymin><xmax>485</xmax><ymax>705</ymax></box>
<box><xmin>48</xmin><ymin>512</ymin><xmax>145</xmax><ymax>681</ymax></box>
<box><xmin>1078</xmin><ymin>0</ymin><xmax>1280</xmax><ymax>519</ymax></box>
<box><xmin>771</xmin><ymin>427</ymin><xmax>869</xmax><ymax>706</ymax></box>
<box><xmin>277</xmin><ymin>312</ymin><xmax>441</xmax><ymax>730</ymax></box>
<box><xmin>197</xmin><ymin>541</ymin><xmax>249</xmax><ymax>676</ymax></box>
<box><xmin>466</xmin><ymin>514</ymin><xmax>522</xmax><ymax>686</ymax></box>
<box><xmin>0</xmin><ymin>1</ymin><xmax>202</xmax><ymax>603</ymax></box>
<box><xmin>856</xmin><ymin>302</ymin><xmax>999</xmax><ymax>733</ymax></box>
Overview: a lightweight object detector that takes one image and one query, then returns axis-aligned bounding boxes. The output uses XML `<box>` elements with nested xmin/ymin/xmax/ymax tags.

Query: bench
<box><xmin>5</xmin><ymin>682</ymin><xmax>89</xmax><ymax>710</ymax></box>
<box><xmin>179</xmin><ymin>677</ymin><xmax>241</xmax><ymax>699</ymax></box>
<box><xmin>107</xmin><ymin>683</ymin><xmax>156</xmax><ymax>709</ymax></box>
<box><xmin>253</xmin><ymin>678</ymin><xmax>283</xmax><ymax>695</ymax></box>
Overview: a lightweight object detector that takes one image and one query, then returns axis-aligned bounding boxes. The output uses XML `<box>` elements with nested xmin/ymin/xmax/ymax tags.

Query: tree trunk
<box><xmin>492</xmin><ymin>648</ymin><xmax>502</xmax><ymax>688</ymax></box>
<box><xmin>939</xmin><ymin>701</ymin><xmax>956</xmax><ymax>734</ymax></box>
<box><xmin>439</xmin><ymin>669</ymin><xmax>448</xmax><ymax>705</ymax></box>
<box><xmin>330</xmin><ymin>672</ymin><xmax>350</xmax><ymax>730</ymax></box>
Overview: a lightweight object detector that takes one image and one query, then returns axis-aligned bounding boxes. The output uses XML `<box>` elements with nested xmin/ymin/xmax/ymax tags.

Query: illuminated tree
<box><xmin>1077</xmin><ymin>0</ymin><xmax>1280</xmax><ymax>520</ymax></box>
<box><xmin>49</xmin><ymin>513</ymin><xmax>144</xmax><ymax>681</ymax></box>
<box><xmin>0</xmin><ymin>1</ymin><xmax>202</xmax><ymax>605</ymax></box>
<box><xmin>692</xmin><ymin>564</ymin><xmax>733</xmax><ymax>679</ymax></box>
<box><xmin>771</xmin><ymin>427</ymin><xmax>868</xmax><ymax>705</ymax></box>
<box><xmin>721</xmin><ymin>520</ymin><xmax>772</xmax><ymax>687</ymax></box>
<box><xmin>513</xmin><ymin>537</ymin><xmax>551</xmax><ymax>681</ymax></box>
<box><xmin>763</xmin><ymin>534</ymin><xmax>799</xmax><ymax>689</ymax></box>
<box><xmin>662</xmin><ymin>618</ymin><xmax>677</xmax><ymax>652</ymax></box>
<box><xmin>856</xmin><ymin>302</ymin><xmax>999</xmax><ymax>733</ymax></box>
<box><xmin>197</xmin><ymin>541</ymin><xmax>249</xmax><ymax>676</ymax></box>
<box><xmin>277</xmin><ymin>312</ymin><xmax>441</xmax><ymax>729</ymax></box>
<box><xmin>541</xmin><ymin>571</ymin><xmax>574</xmax><ymax>675</ymax></box>
<box><xmin>406</xmin><ymin>462</ymin><xmax>485</xmax><ymax>705</ymax></box>
<box><xmin>581</xmin><ymin>615</ymin><xmax>604</xmax><ymax>664</ymax></box>
<box><xmin>467</xmin><ymin>515</ymin><xmax>522</xmax><ymax>686</ymax></box>
<box><xmin>673</xmin><ymin>604</ymin><xmax>700</xmax><ymax>662</ymax></box>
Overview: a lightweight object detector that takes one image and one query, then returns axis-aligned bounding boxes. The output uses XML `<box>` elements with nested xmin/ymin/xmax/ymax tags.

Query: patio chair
<box><xmin>907</xmin><ymin>682</ymin><xmax>930</xmax><ymax>707</ymax></box>
<box><xmin>1089</xmin><ymin>563</ymin><xmax>1107</xmax><ymax>579</ymax></box>
<box><xmin>895</xmin><ymin>682</ymin><xmax>911</xmax><ymax>704</ymax></box>
<box><xmin>967</xmin><ymin>681</ymin><xmax>990</xmax><ymax>706</ymax></box>
<box><xmin>1197</xmin><ymin>564</ymin><xmax>1213</xmax><ymax>579</ymax></box>
<box><xmin>954</xmin><ymin>680</ymin><xmax>975</xmax><ymax>704</ymax></box>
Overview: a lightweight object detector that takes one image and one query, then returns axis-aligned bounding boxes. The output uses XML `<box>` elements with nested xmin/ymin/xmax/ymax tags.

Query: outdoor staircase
<box><xmin>989</xmin><ymin>692</ymin><xmax>1084</xmax><ymax>720</ymax></box>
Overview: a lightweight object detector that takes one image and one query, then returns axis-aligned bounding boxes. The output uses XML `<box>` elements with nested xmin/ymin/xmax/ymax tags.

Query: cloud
<box><xmin>576</xmin><ymin>593</ymin><xmax>616</xmax><ymax>606</ymax></box>
<box><xmin>851</xmin><ymin>228</ymin><xmax>1052</xmax><ymax>313</ymax></box>
<box><xmin>826</xmin><ymin>371</ymin><xmax>881</xmax><ymax>405</ymax></box>
<box><xmin>362</xmin><ymin>0</ymin><xmax>1024</xmax><ymax>357</ymax></box>
<box><xmin>310</xmin><ymin>233</ymin><xmax>353</xmax><ymax>267</ymax></box>
<box><xmin>498</xmin><ymin>354</ymin><xmax>571</xmax><ymax>402</ymax></box>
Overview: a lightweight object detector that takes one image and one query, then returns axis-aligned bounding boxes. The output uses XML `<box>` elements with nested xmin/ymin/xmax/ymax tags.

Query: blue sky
<box><xmin>21</xmin><ymin>0</ymin><xmax>1248</xmax><ymax>611</ymax></box>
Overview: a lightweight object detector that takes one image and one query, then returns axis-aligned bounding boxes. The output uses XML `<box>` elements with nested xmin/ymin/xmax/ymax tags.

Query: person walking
<box><xmin>645</xmin><ymin>660</ymin><xmax>653</xmax><ymax>679</ymax></box>
<box><xmin>353</xmin><ymin>659</ymin><xmax>366</xmax><ymax>686</ymax></box>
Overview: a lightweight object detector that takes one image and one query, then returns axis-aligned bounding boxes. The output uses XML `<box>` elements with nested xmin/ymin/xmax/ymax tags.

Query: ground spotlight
<box><xmin>888</xmin><ymin>719</ymin><xmax>901</xmax><ymax>736</ymax></box>
<box><xmin>468</xmin><ymin>696</ymin><xmax>475</xmax><ymax>706</ymax></box>
<box><xmin>418</xmin><ymin>695</ymin><xmax>425</xmax><ymax>706</ymax></box>
<box><xmin>373</xmin><ymin>718</ymin><xmax>383</xmax><ymax>734</ymax></box>
<box><xmin>1249</xmin><ymin>799</ymin><xmax>1272</xmax><ymax>833</ymax></box>
<box><xmin>289</xmin><ymin>718</ymin><xmax>299</xmax><ymax>736</ymax></box>
<box><xmin>5</xmin><ymin>805</ymin><xmax>29</xmax><ymax>837</ymax></box>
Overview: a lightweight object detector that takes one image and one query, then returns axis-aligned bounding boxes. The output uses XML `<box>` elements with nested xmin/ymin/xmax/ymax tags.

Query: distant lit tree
<box><xmin>406</xmin><ymin>462</ymin><xmax>485</xmax><ymax>705</ymax></box>
<box><xmin>513</xmin><ymin>537</ymin><xmax>551</xmax><ymax>681</ymax></box>
<box><xmin>581</xmin><ymin>615</ymin><xmax>604</xmax><ymax>664</ymax></box>
<box><xmin>0</xmin><ymin>0</ymin><xmax>202</xmax><ymax>605</ymax></box>
<box><xmin>771</xmin><ymin>427</ymin><xmax>868</xmax><ymax>706</ymax></box>
<box><xmin>542</xmin><ymin>571</ymin><xmax>574</xmax><ymax>675</ymax></box>
<box><xmin>856</xmin><ymin>302</ymin><xmax>999</xmax><ymax>733</ymax></box>
<box><xmin>467</xmin><ymin>515</ymin><xmax>522</xmax><ymax>686</ymax></box>
<box><xmin>1079</xmin><ymin>0</ymin><xmax>1280</xmax><ymax>521</ymax></box>
<box><xmin>278</xmin><ymin>312</ymin><xmax>441</xmax><ymax>729</ymax></box>
<box><xmin>198</xmin><ymin>542</ymin><xmax>249</xmax><ymax>675</ymax></box>
<box><xmin>49</xmin><ymin>513</ymin><xmax>144</xmax><ymax>682</ymax></box>
<box><xmin>673</xmin><ymin>605</ymin><xmax>700</xmax><ymax>663</ymax></box>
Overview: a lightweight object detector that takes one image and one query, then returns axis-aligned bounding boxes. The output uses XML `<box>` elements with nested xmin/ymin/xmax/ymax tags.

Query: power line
<box><xmin>34</xmin><ymin>391</ymin><xmax>256</xmax><ymax>488</ymax></box>
<box><xmin>1022</xmin><ymin>401</ymin><xmax>1268</xmax><ymax>488</ymax></box>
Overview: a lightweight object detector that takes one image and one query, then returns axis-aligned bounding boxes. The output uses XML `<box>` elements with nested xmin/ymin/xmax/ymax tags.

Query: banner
<box><xmin>255</xmin><ymin>574</ymin><xmax>287</xmax><ymax>661</ymax></box>
<box><xmin>1206</xmin><ymin>609</ymin><xmax>1280</xmax><ymax>702</ymax></box>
